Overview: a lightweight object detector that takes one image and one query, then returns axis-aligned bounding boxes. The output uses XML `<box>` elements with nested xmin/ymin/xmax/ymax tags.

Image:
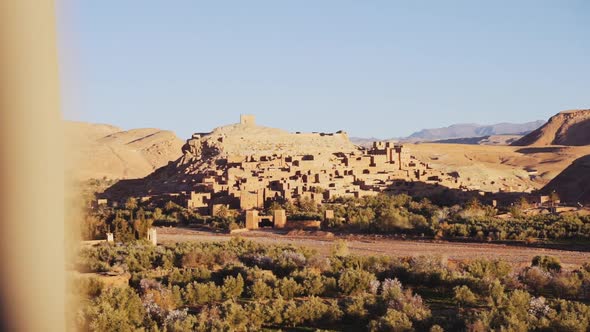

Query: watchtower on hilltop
<box><xmin>240</xmin><ymin>114</ymin><xmax>256</xmax><ymax>126</ymax></box>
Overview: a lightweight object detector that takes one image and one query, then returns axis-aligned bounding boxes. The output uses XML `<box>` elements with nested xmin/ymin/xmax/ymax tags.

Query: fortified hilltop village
<box><xmin>100</xmin><ymin>114</ymin><xmax>570</xmax><ymax>230</ymax></box>
<box><xmin>59</xmin><ymin>5</ymin><xmax>590</xmax><ymax>331</ymax></box>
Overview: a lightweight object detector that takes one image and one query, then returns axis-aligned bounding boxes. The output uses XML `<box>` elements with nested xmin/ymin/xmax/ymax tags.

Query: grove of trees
<box><xmin>72</xmin><ymin>238</ymin><xmax>590</xmax><ymax>331</ymax></box>
<box><xmin>82</xmin><ymin>193</ymin><xmax>590</xmax><ymax>245</ymax></box>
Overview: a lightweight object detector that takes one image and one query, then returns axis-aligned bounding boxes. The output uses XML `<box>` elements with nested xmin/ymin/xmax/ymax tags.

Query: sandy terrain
<box><xmin>408</xmin><ymin>143</ymin><xmax>590</xmax><ymax>191</ymax></box>
<box><xmin>156</xmin><ymin>227</ymin><xmax>590</xmax><ymax>269</ymax></box>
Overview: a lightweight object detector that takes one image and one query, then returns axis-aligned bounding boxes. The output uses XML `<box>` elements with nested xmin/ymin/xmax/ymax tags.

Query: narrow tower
<box><xmin>240</xmin><ymin>114</ymin><xmax>256</xmax><ymax>126</ymax></box>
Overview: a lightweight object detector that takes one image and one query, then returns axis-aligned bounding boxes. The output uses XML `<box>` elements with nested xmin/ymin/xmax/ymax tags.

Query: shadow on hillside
<box><xmin>515</xmin><ymin>147</ymin><xmax>565</xmax><ymax>154</ymax></box>
<box><xmin>102</xmin><ymin>161</ymin><xmax>200</xmax><ymax>200</ymax></box>
<box><xmin>103</xmin><ymin>163</ymin><xmax>533</xmax><ymax>208</ymax></box>
<box><xmin>542</xmin><ymin>154</ymin><xmax>590</xmax><ymax>204</ymax></box>
<box><xmin>560</xmin><ymin>121</ymin><xmax>590</xmax><ymax>146</ymax></box>
<box><xmin>382</xmin><ymin>180</ymin><xmax>527</xmax><ymax>207</ymax></box>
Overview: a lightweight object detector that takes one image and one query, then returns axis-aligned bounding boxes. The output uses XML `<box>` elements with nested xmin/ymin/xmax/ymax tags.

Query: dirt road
<box><xmin>156</xmin><ymin>227</ymin><xmax>590</xmax><ymax>268</ymax></box>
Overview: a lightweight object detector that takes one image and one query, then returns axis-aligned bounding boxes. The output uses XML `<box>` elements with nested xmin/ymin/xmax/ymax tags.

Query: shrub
<box><xmin>72</xmin><ymin>277</ymin><xmax>104</xmax><ymax>299</ymax></box>
<box><xmin>368</xmin><ymin>309</ymin><xmax>413</xmax><ymax>332</ymax></box>
<box><xmin>375</xmin><ymin>208</ymin><xmax>411</xmax><ymax>231</ymax></box>
<box><xmin>250</xmin><ymin>279</ymin><xmax>273</xmax><ymax>300</ymax></box>
<box><xmin>344</xmin><ymin>294</ymin><xmax>375</xmax><ymax>319</ymax></box>
<box><xmin>222</xmin><ymin>274</ymin><xmax>244</xmax><ymax>300</ymax></box>
<box><xmin>74</xmin><ymin>236</ymin><xmax>590</xmax><ymax>331</ymax></box>
<box><xmin>550</xmin><ymin>300</ymin><xmax>590</xmax><ymax>332</ymax></box>
<box><xmin>295</xmin><ymin>296</ymin><xmax>343</xmax><ymax>325</ymax></box>
<box><xmin>520</xmin><ymin>266</ymin><xmax>551</xmax><ymax>294</ymax></box>
<box><xmin>164</xmin><ymin>309</ymin><xmax>197</xmax><ymax>332</ymax></box>
<box><xmin>293</xmin><ymin>269</ymin><xmax>325</xmax><ymax>296</ymax></box>
<box><xmin>338</xmin><ymin>269</ymin><xmax>377</xmax><ymax>296</ymax></box>
<box><xmin>551</xmin><ymin>272</ymin><xmax>582</xmax><ymax>299</ymax></box>
<box><xmin>82</xmin><ymin>286</ymin><xmax>145</xmax><ymax>332</ymax></box>
<box><xmin>532</xmin><ymin>256</ymin><xmax>562</xmax><ymax>273</ymax></box>
<box><xmin>380</xmin><ymin>279</ymin><xmax>431</xmax><ymax>322</ymax></box>
<box><xmin>331</xmin><ymin>239</ymin><xmax>350</xmax><ymax>257</ymax></box>
<box><xmin>488</xmin><ymin>279</ymin><xmax>505</xmax><ymax>307</ymax></box>
<box><xmin>465</xmin><ymin>259</ymin><xmax>512</xmax><ymax>281</ymax></box>
<box><xmin>274</xmin><ymin>277</ymin><xmax>303</xmax><ymax>299</ymax></box>
<box><xmin>454</xmin><ymin>285</ymin><xmax>477</xmax><ymax>307</ymax></box>
<box><xmin>184</xmin><ymin>282</ymin><xmax>222</xmax><ymax>305</ymax></box>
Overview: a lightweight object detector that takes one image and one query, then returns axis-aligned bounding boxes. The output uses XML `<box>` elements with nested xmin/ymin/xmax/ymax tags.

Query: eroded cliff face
<box><xmin>180</xmin><ymin>134</ymin><xmax>223</xmax><ymax>163</ymax></box>
<box><xmin>512</xmin><ymin>110</ymin><xmax>590</xmax><ymax>146</ymax></box>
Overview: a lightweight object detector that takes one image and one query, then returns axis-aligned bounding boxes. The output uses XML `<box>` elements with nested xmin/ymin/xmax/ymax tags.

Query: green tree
<box><xmin>331</xmin><ymin>239</ymin><xmax>349</xmax><ymax>257</ymax></box>
<box><xmin>124</xmin><ymin>197</ymin><xmax>138</xmax><ymax>211</ymax></box>
<box><xmin>368</xmin><ymin>309</ymin><xmax>413</xmax><ymax>332</ymax></box>
<box><xmin>488</xmin><ymin>279</ymin><xmax>505</xmax><ymax>307</ymax></box>
<box><xmin>83</xmin><ymin>287</ymin><xmax>145</xmax><ymax>332</ymax></box>
<box><xmin>532</xmin><ymin>255</ymin><xmax>562</xmax><ymax>273</ymax></box>
<box><xmin>250</xmin><ymin>279</ymin><xmax>273</xmax><ymax>300</ymax></box>
<box><xmin>113</xmin><ymin>214</ymin><xmax>134</xmax><ymax>243</ymax></box>
<box><xmin>338</xmin><ymin>269</ymin><xmax>377</xmax><ymax>296</ymax></box>
<box><xmin>275</xmin><ymin>277</ymin><xmax>302</xmax><ymax>299</ymax></box>
<box><xmin>454</xmin><ymin>285</ymin><xmax>477</xmax><ymax>307</ymax></box>
<box><xmin>222</xmin><ymin>274</ymin><xmax>244</xmax><ymax>300</ymax></box>
<box><xmin>551</xmin><ymin>300</ymin><xmax>590</xmax><ymax>332</ymax></box>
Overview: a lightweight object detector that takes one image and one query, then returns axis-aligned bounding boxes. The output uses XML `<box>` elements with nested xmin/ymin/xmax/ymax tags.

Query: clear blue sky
<box><xmin>57</xmin><ymin>1</ymin><xmax>589</xmax><ymax>139</ymax></box>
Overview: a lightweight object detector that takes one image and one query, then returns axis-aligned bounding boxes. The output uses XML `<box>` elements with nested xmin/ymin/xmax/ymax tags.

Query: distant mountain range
<box><xmin>351</xmin><ymin>120</ymin><xmax>545</xmax><ymax>145</ymax></box>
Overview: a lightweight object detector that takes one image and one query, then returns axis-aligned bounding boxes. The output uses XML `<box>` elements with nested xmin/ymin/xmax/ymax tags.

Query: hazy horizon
<box><xmin>58</xmin><ymin>1</ymin><xmax>589</xmax><ymax>139</ymax></box>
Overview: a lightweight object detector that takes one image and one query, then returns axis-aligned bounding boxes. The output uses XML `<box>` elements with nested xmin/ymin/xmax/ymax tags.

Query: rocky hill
<box><xmin>65</xmin><ymin>121</ymin><xmax>184</xmax><ymax>180</ymax></box>
<box><xmin>512</xmin><ymin>110</ymin><xmax>590</xmax><ymax>146</ymax></box>
<box><xmin>104</xmin><ymin>118</ymin><xmax>357</xmax><ymax>198</ymax></box>
<box><xmin>180</xmin><ymin>122</ymin><xmax>356</xmax><ymax>163</ymax></box>
<box><xmin>88</xmin><ymin>114</ymin><xmax>590</xmax><ymax>203</ymax></box>
<box><xmin>542</xmin><ymin>154</ymin><xmax>590</xmax><ymax>204</ymax></box>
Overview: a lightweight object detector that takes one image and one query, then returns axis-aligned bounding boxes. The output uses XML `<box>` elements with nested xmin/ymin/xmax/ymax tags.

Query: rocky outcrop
<box><xmin>176</xmin><ymin>122</ymin><xmax>357</xmax><ymax>166</ymax></box>
<box><xmin>512</xmin><ymin>110</ymin><xmax>590</xmax><ymax>146</ymax></box>
<box><xmin>181</xmin><ymin>134</ymin><xmax>223</xmax><ymax>162</ymax></box>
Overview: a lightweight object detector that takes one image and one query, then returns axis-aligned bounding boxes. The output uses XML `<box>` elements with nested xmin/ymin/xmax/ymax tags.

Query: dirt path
<box><xmin>156</xmin><ymin>227</ymin><xmax>590</xmax><ymax>268</ymax></box>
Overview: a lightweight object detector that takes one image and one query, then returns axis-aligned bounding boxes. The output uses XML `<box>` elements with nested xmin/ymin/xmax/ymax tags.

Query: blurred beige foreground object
<box><xmin>0</xmin><ymin>1</ymin><xmax>65</xmax><ymax>331</ymax></box>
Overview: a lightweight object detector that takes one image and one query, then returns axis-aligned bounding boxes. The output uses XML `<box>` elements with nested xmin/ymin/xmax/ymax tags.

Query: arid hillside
<box><xmin>543</xmin><ymin>154</ymin><xmax>590</xmax><ymax>204</ymax></box>
<box><xmin>508</xmin><ymin>110</ymin><xmax>590</xmax><ymax>203</ymax></box>
<box><xmin>72</xmin><ymin>115</ymin><xmax>590</xmax><ymax>198</ymax></box>
<box><xmin>101</xmin><ymin>115</ymin><xmax>590</xmax><ymax>200</ymax></box>
<box><xmin>512</xmin><ymin>109</ymin><xmax>590</xmax><ymax>146</ymax></box>
<box><xmin>65</xmin><ymin>121</ymin><xmax>184</xmax><ymax>180</ymax></box>
<box><xmin>181</xmin><ymin>122</ymin><xmax>356</xmax><ymax>161</ymax></box>
<box><xmin>408</xmin><ymin>143</ymin><xmax>590</xmax><ymax>192</ymax></box>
